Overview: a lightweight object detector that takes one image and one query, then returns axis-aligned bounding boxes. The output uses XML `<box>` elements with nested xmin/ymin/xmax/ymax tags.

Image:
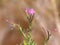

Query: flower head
<box><xmin>24</xmin><ymin>8</ymin><xmax>35</xmax><ymax>16</ymax></box>
<box><xmin>28</xmin><ymin>8</ymin><xmax>35</xmax><ymax>15</ymax></box>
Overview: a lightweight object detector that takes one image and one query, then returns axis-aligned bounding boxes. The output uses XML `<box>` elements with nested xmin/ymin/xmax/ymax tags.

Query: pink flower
<box><xmin>29</xmin><ymin>8</ymin><xmax>35</xmax><ymax>15</ymax></box>
<box><xmin>24</xmin><ymin>8</ymin><xmax>35</xmax><ymax>15</ymax></box>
